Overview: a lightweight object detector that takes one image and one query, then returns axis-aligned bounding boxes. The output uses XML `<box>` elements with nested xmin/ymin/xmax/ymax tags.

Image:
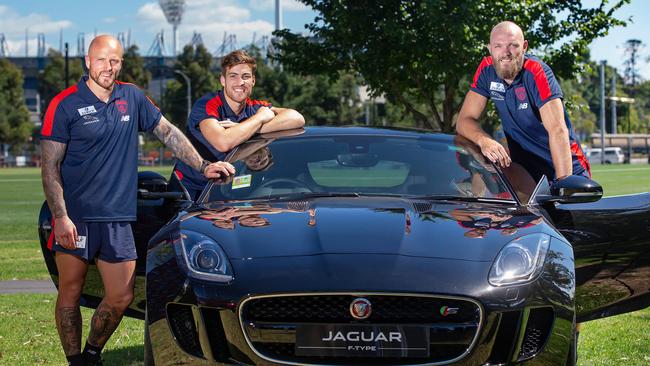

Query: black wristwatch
<box><xmin>199</xmin><ymin>160</ymin><xmax>212</xmax><ymax>176</ymax></box>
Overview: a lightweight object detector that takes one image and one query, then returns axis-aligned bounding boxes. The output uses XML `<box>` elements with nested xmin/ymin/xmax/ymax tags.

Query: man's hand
<box><xmin>478</xmin><ymin>138</ymin><xmax>511</xmax><ymax>168</ymax></box>
<box><xmin>204</xmin><ymin>161</ymin><xmax>236</xmax><ymax>179</ymax></box>
<box><xmin>255</xmin><ymin>106</ymin><xmax>275</xmax><ymax>124</ymax></box>
<box><xmin>55</xmin><ymin>216</ymin><xmax>78</xmax><ymax>250</ymax></box>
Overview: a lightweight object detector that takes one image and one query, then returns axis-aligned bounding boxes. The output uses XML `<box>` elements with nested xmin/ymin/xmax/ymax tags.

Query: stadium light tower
<box><xmin>159</xmin><ymin>0</ymin><xmax>185</xmax><ymax>56</ymax></box>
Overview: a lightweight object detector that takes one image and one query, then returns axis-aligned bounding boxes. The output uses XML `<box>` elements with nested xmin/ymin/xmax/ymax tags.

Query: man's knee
<box><xmin>104</xmin><ymin>289</ymin><xmax>134</xmax><ymax>311</ymax></box>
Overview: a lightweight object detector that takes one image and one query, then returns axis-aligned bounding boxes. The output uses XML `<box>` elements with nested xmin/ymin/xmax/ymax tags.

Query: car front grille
<box><xmin>239</xmin><ymin>293</ymin><xmax>482</xmax><ymax>365</ymax></box>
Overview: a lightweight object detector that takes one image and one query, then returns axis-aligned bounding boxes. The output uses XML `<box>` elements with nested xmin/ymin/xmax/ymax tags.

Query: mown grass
<box><xmin>0</xmin><ymin>164</ymin><xmax>648</xmax><ymax>365</ymax></box>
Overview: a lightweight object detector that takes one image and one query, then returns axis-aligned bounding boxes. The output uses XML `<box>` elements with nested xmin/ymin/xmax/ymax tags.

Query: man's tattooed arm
<box><xmin>41</xmin><ymin>140</ymin><xmax>68</xmax><ymax>218</ymax></box>
<box><xmin>152</xmin><ymin>117</ymin><xmax>203</xmax><ymax>171</ymax></box>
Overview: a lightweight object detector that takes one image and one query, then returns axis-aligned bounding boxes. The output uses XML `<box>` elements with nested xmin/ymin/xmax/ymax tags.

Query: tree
<box><xmin>39</xmin><ymin>49</ymin><xmax>84</xmax><ymax>118</ymax></box>
<box><xmin>274</xmin><ymin>0</ymin><xmax>630</xmax><ymax>132</ymax></box>
<box><xmin>0</xmin><ymin>59</ymin><xmax>32</xmax><ymax>153</ymax></box>
<box><xmin>163</xmin><ymin>44</ymin><xmax>219</xmax><ymax>130</ymax></box>
<box><xmin>121</xmin><ymin>45</ymin><xmax>151</xmax><ymax>88</ymax></box>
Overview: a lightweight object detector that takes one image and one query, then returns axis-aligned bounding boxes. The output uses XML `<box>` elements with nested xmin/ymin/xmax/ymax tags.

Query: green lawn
<box><xmin>0</xmin><ymin>164</ymin><xmax>648</xmax><ymax>365</ymax></box>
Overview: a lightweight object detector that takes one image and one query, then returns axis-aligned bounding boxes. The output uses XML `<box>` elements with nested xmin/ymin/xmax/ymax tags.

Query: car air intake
<box><xmin>240</xmin><ymin>293</ymin><xmax>482</xmax><ymax>365</ymax></box>
<box><xmin>167</xmin><ymin>303</ymin><xmax>204</xmax><ymax>359</ymax></box>
<box><xmin>518</xmin><ymin>307</ymin><xmax>554</xmax><ymax>360</ymax></box>
<box><xmin>486</xmin><ymin>310</ymin><xmax>522</xmax><ymax>364</ymax></box>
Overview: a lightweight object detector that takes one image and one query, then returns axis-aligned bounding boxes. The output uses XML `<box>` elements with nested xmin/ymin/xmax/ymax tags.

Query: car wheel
<box><xmin>144</xmin><ymin>310</ymin><xmax>155</xmax><ymax>366</ymax></box>
<box><xmin>565</xmin><ymin>326</ymin><xmax>578</xmax><ymax>366</ymax></box>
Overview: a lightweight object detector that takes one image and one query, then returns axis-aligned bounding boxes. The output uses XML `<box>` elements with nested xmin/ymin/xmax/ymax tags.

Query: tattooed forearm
<box><xmin>87</xmin><ymin>303</ymin><xmax>121</xmax><ymax>347</ymax></box>
<box><xmin>41</xmin><ymin>140</ymin><xmax>68</xmax><ymax>218</ymax></box>
<box><xmin>56</xmin><ymin>306</ymin><xmax>82</xmax><ymax>356</ymax></box>
<box><xmin>153</xmin><ymin>118</ymin><xmax>202</xmax><ymax>171</ymax></box>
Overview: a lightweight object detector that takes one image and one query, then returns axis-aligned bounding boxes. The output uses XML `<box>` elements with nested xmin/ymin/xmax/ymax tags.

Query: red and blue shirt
<box><xmin>470</xmin><ymin>55</ymin><xmax>590</xmax><ymax>180</ymax></box>
<box><xmin>174</xmin><ymin>90</ymin><xmax>271</xmax><ymax>191</ymax></box>
<box><xmin>40</xmin><ymin>76</ymin><xmax>161</xmax><ymax>222</ymax></box>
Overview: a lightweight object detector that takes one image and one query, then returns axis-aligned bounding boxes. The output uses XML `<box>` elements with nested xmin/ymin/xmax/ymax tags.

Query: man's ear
<box><xmin>523</xmin><ymin>40</ymin><xmax>529</xmax><ymax>52</ymax></box>
<box><xmin>220</xmin><ymin>74</ymin><xmax>225</xmax><ymax>88</ymax></box>
<box><xmin>85</xmin><ymin>55</ymin><xmax>90</xmax><ymax>70</ymax></box>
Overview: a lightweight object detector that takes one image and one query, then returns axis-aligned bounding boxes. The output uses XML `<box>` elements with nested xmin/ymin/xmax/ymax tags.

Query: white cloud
<box><xmin>5</xmin><ymin>38</ymin><xmax>56</xmax><ymax>57</ymax></box>
<box><xmin>137</xmin><ymin>2</ymin><xmax>166</xmax><ymax>23</ymax></box>
<box><xmin>0</xmin><ymin>6</ymin><xmax>72</xmax><ymax>38</ymax></box>
<box><xmin>103</xmin><ymin>17</ymin><xmax>117</xmax><ymax>24</ymax></box>
<box><xmin>248</xmin><ymin>0</ymin><xmax>310</xmax><ymax>12</ymax></box>
<box><xmin>136</xmin><ymin>0</ymin><xmax>274</xmax><ymax>55</ymax></box>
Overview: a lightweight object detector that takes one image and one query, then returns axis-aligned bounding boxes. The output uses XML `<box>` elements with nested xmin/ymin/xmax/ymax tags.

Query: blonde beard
<box><xmin>495</xmin><ymin>57</ymin><xmax>524</xmax><ymax>81</ymax></box>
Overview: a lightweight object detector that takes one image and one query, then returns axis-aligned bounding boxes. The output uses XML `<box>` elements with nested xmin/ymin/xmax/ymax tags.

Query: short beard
<box><xmin>495</xmin><ymin>56</ymin><xmax>523</xmax><ymax>81</ymax></box>
<box><xmin>90</xmin><ymin>72</ymin><xmax>116</xmax><ymax>91</ymax></box>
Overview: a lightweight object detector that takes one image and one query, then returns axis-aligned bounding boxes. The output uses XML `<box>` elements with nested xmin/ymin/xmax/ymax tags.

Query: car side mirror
<box><xmin>138</xmin><ymin>171</ymin><xmax>186</xmax><ymax>200</ymax></box>
<box><xmin>535</xmin><ymin>175</ymin><xmax>603</xmax><ymax>205</ymax></box>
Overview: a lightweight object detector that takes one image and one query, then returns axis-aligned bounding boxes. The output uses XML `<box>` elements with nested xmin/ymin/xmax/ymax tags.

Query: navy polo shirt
<box><xmin>470</xmin><ymin>55</ymin><xmax>590</xmax><ymax>179</ymax></box>
<box><xmin>40</xmin><ymin>76</ymin><xmax>161</xmax><ymax>222</ymax></box>
<box><xmin>174</xmin><ymin>90</ymin><xmax>271</xmax><ymax>191</ymax></box>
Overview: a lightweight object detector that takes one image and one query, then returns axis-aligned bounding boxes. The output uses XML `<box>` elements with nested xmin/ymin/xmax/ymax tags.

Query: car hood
<box><xmin>180</xmin><ymin>197</ymin><xmax>547</xmax><ymax>262</ymax></box>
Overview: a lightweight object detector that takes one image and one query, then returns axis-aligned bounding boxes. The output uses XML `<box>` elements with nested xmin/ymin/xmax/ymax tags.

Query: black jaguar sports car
<box><xmin>38</xmin><ymin>127</ymin><xmax>650</xmax><ymax>365</ymax></box>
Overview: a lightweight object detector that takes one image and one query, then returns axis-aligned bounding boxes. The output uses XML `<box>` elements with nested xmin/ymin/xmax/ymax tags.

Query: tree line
<box><xmin>1</xmin><ymin>0</ymin><xmax>647</xmax><ymax>155</ymax></box>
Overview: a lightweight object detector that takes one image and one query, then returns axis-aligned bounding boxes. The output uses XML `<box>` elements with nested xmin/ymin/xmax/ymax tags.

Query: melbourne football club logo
<box><xmin>515</xmin><ymin>87</ymin><xmax>527</xmax><ymax>101</ymax></box>
<box><xmin>116</xmin><ymin>100</ymin><xmax>128</xmax><ymax>114</ymax></box>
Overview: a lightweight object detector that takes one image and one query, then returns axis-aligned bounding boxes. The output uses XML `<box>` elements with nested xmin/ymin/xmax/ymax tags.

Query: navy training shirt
<box><xmin>174</xmin><ymin>90</ymin><xmax>271</xmax><ymax>191</ymax></box>
<box><xmin>40</xmin><ymin>76</ymin><xmax>161</xmax><ymax>222</ymax></box>
<box><xmin>470</xmin><ymin>55</ymin><xmax>590</xmax><ymax>179</ymax></box>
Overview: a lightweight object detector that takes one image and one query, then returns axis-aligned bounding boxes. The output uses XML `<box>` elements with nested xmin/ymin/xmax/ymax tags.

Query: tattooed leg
<box><xmin>56</xmin><ymin>306</ymin><xmax>83</xmax><ymax>355</ymax></box>
<box><xmin>54</xmin><ymin>253</ymin><xmax>88</xmax><ymax>356</ymax></box>
<box><xmin>87</xmin><ymin>303</ymin><xmax>121</xmax><ymax>346</ymax></box>
<box><xmin>89</xmin><ymin>259</ymin><xmax>136</xmax><ymax>347</ymax></box>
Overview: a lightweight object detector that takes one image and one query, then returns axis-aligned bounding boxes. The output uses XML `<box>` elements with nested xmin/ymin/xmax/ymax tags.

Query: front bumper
<box><xmin>146</xmin><ymin>240</ymin><xmax>575</xmax><ymax>365</ymax></box>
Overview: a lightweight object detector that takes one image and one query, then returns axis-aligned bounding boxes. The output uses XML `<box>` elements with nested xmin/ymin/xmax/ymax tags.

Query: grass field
<box><xmin>0</xmin><ymin>165</ymin><xmax>648</xmax><ymax>365</ymax></box>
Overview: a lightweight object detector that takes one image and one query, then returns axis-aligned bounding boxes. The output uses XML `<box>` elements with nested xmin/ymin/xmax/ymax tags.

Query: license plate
<box><xmin>295</xmin><ymin>324</ymin><xmax>429</xmax><ymax>357</ymax></box>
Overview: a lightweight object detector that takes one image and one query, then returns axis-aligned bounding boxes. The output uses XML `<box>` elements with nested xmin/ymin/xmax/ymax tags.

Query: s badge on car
<box><xmin>350</xmin><ymin>298</ymin><xmax>372</xmax><ymax>320</ymax></box>
<box><xmin>440</xmin><ymin>306</ymin><xmax>459</xmax><ymax>317</ymax></box>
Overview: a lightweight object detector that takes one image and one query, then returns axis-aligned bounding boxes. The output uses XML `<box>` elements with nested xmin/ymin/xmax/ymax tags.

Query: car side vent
<box><xmin>167</xmin><ymin>303</ymin><xmax>204</xmax><ymax>359</ymax></box>
<box><xmin>199</xmin><ymin>307</ymin><xmax>232</xmax><ymax>362</ymax></box>
<box><xmin>487</xmin><ymin>310</ymin><xmax>521</xmax><ymax>364</ymax></box>
<box><xmin>518</xmin><ymin>307</ymin><xmax>554</xmax><ymax>361</ymax></box>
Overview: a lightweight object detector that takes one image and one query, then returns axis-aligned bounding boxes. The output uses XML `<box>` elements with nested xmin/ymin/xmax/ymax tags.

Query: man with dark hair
<box><xmin>174</xmin><ymin>49</ymin><xmax>305</xmax><ymax>199</ymax></box>
<box><xmin>40</xmin><ymin>35</ymin><xmax>234</xmax><ymax>366</ymax></box>
<box><xmin>457</xmin><ymin>21</ymin><xmax>590</xmax><ymax>184</ymax></box>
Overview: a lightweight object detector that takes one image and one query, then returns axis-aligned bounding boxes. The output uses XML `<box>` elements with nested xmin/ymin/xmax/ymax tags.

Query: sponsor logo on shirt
<box><xmin>116</xmin><ymin>100</ymin><xmax>128</xmax><ymax>114</ymax></box>
<box><xmin>490</xmin><ymin>81</ymin><xmax>506</xmax><ymax>92</ymax></box>
<box><xmin>518</xmin><ymin>103</ymin><xmax>529</xmax><ymax>110</ymax></box>
<box><xmin>120</xmin><ymin>115</ymin><xmax>130</xmax><ymax>122</ymax></box>
<box><xmin>490</xmin><ymin>91</ymin><xmax>505</xmax><ymax>101</ymax></box>
<box><xmin>77</xmin><ymin>105</ymin><xmax>97</xmax><ymax>116</ymax></box>
<box><xmin>82</xmin><ymin>115</ymin><xmax>100</xmax><ymax>125</ymax></box>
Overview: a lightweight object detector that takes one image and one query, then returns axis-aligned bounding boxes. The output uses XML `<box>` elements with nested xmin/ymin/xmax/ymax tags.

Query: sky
<box><xmin>0</xmin><ymin>0</ymin><xmax>648</xmax><ymax>79</ymax></box>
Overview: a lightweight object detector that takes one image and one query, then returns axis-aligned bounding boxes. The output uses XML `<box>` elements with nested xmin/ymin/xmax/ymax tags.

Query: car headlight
<box><xmin>489</xmin><ymin>233</ymin><xmax>550</xmax><ymax>286</ymax></box>
<box><xmin>176</xmin><ymin>230</ymin><xmax>233</xmax><ymax>282</ymax></box>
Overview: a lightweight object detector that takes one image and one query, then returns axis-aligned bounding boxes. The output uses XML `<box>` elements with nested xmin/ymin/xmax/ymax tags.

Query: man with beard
<box><xmin>456</xmin><ymin>21</ymin><xmax>590</xmax><ymax>184</ymax></box>
<box><xmin>174</xmin><ymin>49</ymin><xmax>305</xmax><ymax>200</ymax></box>
<box><xmin>40</xmin><ymin>35</ymin><xmax>235</xmax><ymax>366</ymax></box>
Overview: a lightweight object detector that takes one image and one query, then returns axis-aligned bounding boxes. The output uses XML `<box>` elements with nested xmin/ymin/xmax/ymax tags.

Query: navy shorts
<box><xmin>52</xmin><ymin>221</ymin><xmax>137</xmax><ymax>262</ymax></box>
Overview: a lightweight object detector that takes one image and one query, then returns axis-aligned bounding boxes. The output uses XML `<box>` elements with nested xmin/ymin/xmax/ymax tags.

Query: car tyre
<box><xmin>144</xmin><ymin>310</ymin><xmax>155</xmax><ymax>366</ymax></box>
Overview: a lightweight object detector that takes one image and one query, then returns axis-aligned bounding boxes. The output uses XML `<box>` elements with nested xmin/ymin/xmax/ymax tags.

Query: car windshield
<box><xmin>204</xmin><ymin>134</ymin><xmax>514</xmax><ymax>202</ymax></box>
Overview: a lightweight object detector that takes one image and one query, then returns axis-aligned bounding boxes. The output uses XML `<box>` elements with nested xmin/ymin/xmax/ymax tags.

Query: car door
<box><xmin>538</xmin><ymin>192</ymin><xmax>650</xmax><ymax>322</ymax></box>
<box><xmin>38</xmin><ymin>170</ymin><xmax>191</xmax><ymax>319</ymax></box>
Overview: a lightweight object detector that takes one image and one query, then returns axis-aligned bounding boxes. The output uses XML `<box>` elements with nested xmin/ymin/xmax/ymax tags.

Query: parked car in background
<box><xmin>586</xmin><ymin>147</ymin><xmax>625</xmax><ymax>164</ymax></box>
<box><xmin>38</xmin><ymin>127</ymin><xmax>650</xmax><ymax>366</ymax></box>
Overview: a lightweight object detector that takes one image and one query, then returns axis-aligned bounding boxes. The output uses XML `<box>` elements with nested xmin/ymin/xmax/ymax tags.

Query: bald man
<box><xmin>457</xmin><ymin>21</ymin><xmax>590</xmax><ymax>184</ymax></box>
<box><xmin>40</xmin><ymin>35</ymin><xmax>234</xmax><ymax>366</ymax></box>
